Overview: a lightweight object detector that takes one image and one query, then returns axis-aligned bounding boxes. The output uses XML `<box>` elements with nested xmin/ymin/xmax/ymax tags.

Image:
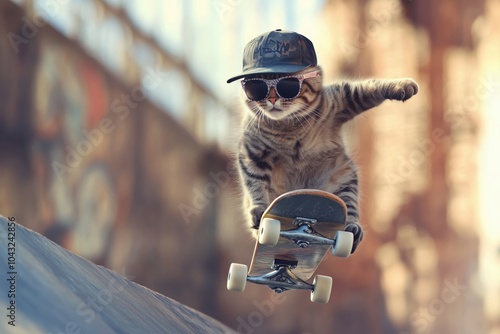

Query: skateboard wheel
<box><xmin>331</xmin><ymin>230</ymin><xmax>353</xmax><ymax>258</ymax></box>
<box><xmin>258</xmin><ymin>218</ymin><xmax>281</xmax><ymax>246</ymax></box>
<box><xmin>227</xmin><ymin>263</ymin><xmax>247</xmax><ymax>292</ymax></box>
<box><xmin>311</xmin><ymin>275</ymin><xmax>332</xmax><ymax>303</ymax></box>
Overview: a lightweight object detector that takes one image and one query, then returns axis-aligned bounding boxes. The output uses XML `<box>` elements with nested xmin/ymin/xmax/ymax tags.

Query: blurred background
<box><xmin>1</xmin><ymin>0</ymin><xmax>499</xmax><ymax>333</ymax></box>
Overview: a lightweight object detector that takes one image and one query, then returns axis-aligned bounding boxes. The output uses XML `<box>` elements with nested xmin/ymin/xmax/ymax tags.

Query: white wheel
<box><xmin>331</xmin><ymin>230</ymin><xmax>353</xmax><ymax>258</ymax></box>
<box><xmin>227</xmin><ymin>263</ymin><xmax>247</xmax><ymax>292</ymax></box>
<box><xmin>258</xmin><ymin>218</ymin><xmax>281</xmax><ymax>246</ymax></box>
<box><xmin>310</xmin><ymin>275</ymin><xmax>332</xmax><ymax>303</ymax></box>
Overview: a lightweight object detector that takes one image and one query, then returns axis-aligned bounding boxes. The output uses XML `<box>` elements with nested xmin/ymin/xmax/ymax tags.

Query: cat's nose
<box><xmin>268</xmin><ymin>87</ymin><xmax>279</xmax><ymax>105</ymax></box>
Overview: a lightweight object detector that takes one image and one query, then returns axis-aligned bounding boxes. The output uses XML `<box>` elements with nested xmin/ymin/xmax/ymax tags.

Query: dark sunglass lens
<box><xmin>276</xmin><ymin>78</ymin><xmax>300</xmax><ymax>99</ymax></box>
<box><xmin>244</xmin><ymin>80</ymin><xmax>268</xmax><ymax>101</ymax></box>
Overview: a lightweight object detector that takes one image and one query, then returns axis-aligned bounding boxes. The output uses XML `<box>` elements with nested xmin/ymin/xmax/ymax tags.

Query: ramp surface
<box><xmin>0</xmin><ymin>216</ymin><xmax>234</xmax><ymax>334</ymax></box>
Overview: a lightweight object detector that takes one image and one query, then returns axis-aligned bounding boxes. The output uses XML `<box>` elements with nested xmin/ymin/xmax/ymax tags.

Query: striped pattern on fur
<box><xmin>237</xmin><ymin>66</ymin><xmax>418</xmax><ymax>253</ymax></box>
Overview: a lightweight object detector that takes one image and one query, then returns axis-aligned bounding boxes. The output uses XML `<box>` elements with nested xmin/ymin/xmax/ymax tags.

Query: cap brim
<box><xmin>226</xmin><ymin>64</ymin><xmax>311</xmax><ymax>83</ymax></box>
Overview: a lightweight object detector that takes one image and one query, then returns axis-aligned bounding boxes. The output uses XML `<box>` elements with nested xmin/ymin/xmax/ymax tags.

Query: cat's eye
<box><xmin>241</xmin><ymin>70</ymin><xmax>320</xmax><ymax>102</ymax></box>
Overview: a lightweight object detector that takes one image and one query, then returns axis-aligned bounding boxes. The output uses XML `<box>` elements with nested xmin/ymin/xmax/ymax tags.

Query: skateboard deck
<box><xmin>248</xmin><ymin>189</ymin><xmax>347</xmax><ymax>280</ymax></box>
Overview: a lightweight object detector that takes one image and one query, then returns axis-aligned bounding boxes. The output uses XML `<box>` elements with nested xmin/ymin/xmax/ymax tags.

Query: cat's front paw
<box><xmin>344</xmin><ymin>222</ymin><xmax>364</xmax><ymax>253</ymax></box>
<box><xmin>249</xmin><ymin>205</ymin><xmax>267</xmax><ymax>230</ymax></box>
<box><xmin>386</xmin><ymin>79</ymin><xmax>419</xmax><ymax>102</ymax></box>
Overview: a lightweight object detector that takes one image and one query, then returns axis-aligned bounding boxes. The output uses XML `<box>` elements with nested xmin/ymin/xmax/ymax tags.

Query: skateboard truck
<box><xmin>246</xmin><ymin>259</ymin><xmax>313</xmax><ymax>293</ymax></box>
<box><xmin>280</xmin><ymin>217</ymin><xmax>334</xmax><ymax>248</ymax></box>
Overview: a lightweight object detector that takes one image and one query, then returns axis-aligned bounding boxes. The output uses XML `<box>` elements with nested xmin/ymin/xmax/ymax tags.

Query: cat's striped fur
<box><xmin>237</xmin><ymin>66</ymin><xmax>418</xmax><ymax>253</ymax></box>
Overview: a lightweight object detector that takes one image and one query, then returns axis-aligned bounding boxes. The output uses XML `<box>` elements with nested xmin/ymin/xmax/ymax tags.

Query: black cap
<box><xmin>227</xmin><ymin>29</ymin><xmax>317</xmax><ymax>83</ymax></box>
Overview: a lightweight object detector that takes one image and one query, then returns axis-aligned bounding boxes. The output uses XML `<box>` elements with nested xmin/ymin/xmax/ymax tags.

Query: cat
<box><xmin>236</xmin><ymin>66</ymin><xmax>418</xmax><ymax>253</ymax></box>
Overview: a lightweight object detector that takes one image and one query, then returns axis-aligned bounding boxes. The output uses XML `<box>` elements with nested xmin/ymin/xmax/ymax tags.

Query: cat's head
<box><xmin>242</xmin><ymin>66</ymin><xmax>323</xmax><ymax>121</ymax></box>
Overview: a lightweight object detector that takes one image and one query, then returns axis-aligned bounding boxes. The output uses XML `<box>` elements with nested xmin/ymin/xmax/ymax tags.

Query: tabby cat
<box><xmin>236</xmin><ymin>66</ymin><xmax>418</xmax><ymax>253</ymax></box>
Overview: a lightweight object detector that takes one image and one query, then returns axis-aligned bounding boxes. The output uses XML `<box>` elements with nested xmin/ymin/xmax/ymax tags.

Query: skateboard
<box><xmin>227</xmin><ymin>189</ymin><xmax>354</xmax><ymax>303</ymax></box>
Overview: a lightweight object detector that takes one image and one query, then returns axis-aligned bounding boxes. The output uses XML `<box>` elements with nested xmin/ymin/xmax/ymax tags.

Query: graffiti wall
<box><xmin>0</xmin><ymin>3</ymin><xmax>225</xmax><ymax>312</ymax></box>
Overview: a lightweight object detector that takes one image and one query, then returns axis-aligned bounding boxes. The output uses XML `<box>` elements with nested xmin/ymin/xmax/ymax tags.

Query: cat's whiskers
<box><xmin>243</xmin><ymin>113</ymin><xmax>257</xmax><ymax>132</ymax></box>
<box><xmin>296</xmin><ymin>108</ymin><xmax>316</xmax><ymax>130</ymax></box>
<box><xmin>250</xmin><ymin>106</ymin><xmax>264</xmax><ymax>135</ymax></box>
<box><xmin>256</xmin><ymin>111</ymin><xmax>262</xmax><ymax>134</ymax></box>
<box><xmin>291</xmin><ymin>112</ymin><xmax>305</xmax><ymax>130</ymax></box>
<box><xmin>295</xmin><ymin>111</ymin><xmax>311</xmax><ymax>131</ymax></box>
<box><xmin>293</xmin><ymin>101</ymin><xmax>328</xmax><ymax>132</ymax></box>
<box><xmin>245</xmin><ymin>106</ymin><xmax>263</xmax><ymax>133</ymax></box>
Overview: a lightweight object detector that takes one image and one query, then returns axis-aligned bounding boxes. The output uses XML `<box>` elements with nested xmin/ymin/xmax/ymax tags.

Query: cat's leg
<box><xmin>332</xmin><ymin>78</ymin><xmax>419</xmax><ymax>124</ymax></box>
<box><xmin>237</xmin><ymin>143</ymin><xmax>273</xmax><ymax>235</ymax></box>
<box><xmin>244</xmin><ymin>180</ymin><xmax>270</xmax><ymax>234</ymax></box>
<box><xmin>337</xmin><ymin>175</ymin><xmax>364</xmax><ymax>253</ymax></box>
<box><xmin>334</xmin><ymin>170</ymin><xmax>364</xmax><ymax>253</ymax></box>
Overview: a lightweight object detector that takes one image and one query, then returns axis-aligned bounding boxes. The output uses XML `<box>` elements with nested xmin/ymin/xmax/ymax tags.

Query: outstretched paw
<box><xmin>344</xmin><ymin>222</ymin><xmax>364</xmax><ymax>253</ymax></box>
<box><xmin>386</xmin><ymin>79</ymin><xmax>419</xmax><ymax>102</ymax></box>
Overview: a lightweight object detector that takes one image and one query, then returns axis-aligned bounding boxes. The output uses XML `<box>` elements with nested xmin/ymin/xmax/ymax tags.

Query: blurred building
<box><xmin>0</xmin><ymin>0</ymin><xmax>227</xmax><ymax>314</ymax></box>
<box><xmin>0</xmin><ymin>1</ymin><xmax>499</xmax><ymax>334</ymax></box>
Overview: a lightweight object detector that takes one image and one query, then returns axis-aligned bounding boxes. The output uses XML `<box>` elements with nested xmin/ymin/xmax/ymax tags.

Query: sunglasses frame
<box><xmin>241</xmin><ymin>70</ymin><xmax>321</xmax><ymax>102</ymax></box>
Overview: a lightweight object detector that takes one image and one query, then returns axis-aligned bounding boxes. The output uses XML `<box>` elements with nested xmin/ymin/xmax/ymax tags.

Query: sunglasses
<box><xmin>241</xmin><ymin>70</ymin><xmax>320</xmax><ymax>101</ymax></box>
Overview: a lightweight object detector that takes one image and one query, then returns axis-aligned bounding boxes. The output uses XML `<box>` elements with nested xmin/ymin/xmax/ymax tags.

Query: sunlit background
<box><xmin>1</xmin><ymin>0</ymin><xmax>499</xmax><ymax>333</ymax></box>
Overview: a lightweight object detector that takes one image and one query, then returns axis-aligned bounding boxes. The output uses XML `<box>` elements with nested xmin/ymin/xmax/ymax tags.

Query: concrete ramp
<box><xmin>0</xmin><ymin>216</ymin><xmax>234</xmax><ymax>334</ymax></box>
